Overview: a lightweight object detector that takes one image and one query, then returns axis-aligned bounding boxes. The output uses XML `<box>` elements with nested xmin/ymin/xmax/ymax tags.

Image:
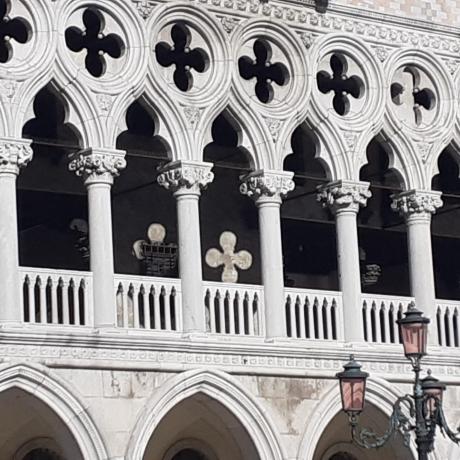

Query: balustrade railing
<box><xmin>361</xmin><ymin>294</ymin><xmax>414</xmax><ymax>344</ymax></box>
<box><xmin>204</xmin><ymin>282</ymin><xmax>263</xmax><ymax>336</ymax></box>
<box><xmin>115</xmin><ymin>275</ymin><xmax>181</xmax><ymax>331</ymax></box>
<box><xmin>285</xmin><ymin>288</ymin><xmax>343</xmax><ymax>340</ymax></box>
<box><xmin>20</xmin><ymin>267</ymin><xmax>92</xmax><ymax>326</ymax></box>
<box><xmin>437</xmin><ymin>300</ymin><xmax>460</xmax><ymax>347</ymax></box>
<box><xmin>19</xmin><ymin>268</ymin><xmax>460</xmax><ymax>350</ymax></box>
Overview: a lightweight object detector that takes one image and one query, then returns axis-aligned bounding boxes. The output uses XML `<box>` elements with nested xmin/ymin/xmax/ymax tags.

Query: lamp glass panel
<box><xmin>341</xmin><ymin>378</ymin><xmax>365</xmax><ymax>412</ymax></box>
<box><xmin>424</xmin><ymin>388</ymin><xmax>442</xmax><ymax>417</ymax></box>
<box><xmin>401</xmin><ymin>323</ymin><xmax>427</xmax><ymax>356</ymax></box>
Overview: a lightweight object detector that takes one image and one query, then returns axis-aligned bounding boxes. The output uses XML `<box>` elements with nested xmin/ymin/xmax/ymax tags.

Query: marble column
<box><xmin>318</xmin><ymin>180</ymin><xmax>371</xmax><ymax>343</ymax></box>
<box><xmin>391</xmin><ymin>190</ymin><xmax>442</xmax><ymax>346</ymax></box>
<box><xmin>240</xmin><ymin>170</ymin><xmax>295</xmax><ymax>340</ymax></box>
<box><xmin>0</xmin><ymin>139</ymin><xmax>33</xmax><ymax>324</ymax></box>
<box><xmin>69</xmin><ymin>148</ymin><xmax>126</xmax><ymax>328</ymax></box>
<box><xmin>158</xmin><ymin>160</ymin><xmax>214</xmax><ymax>334</ymax></box>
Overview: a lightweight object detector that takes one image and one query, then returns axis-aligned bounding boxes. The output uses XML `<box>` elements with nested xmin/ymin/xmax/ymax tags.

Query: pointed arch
<box><xmin>297</xmin><ymin>376</ymin><xmax>427</xmax><ymax>460</ymax></box>
<box><xmin>0</xmin><ymin>362</ymin><xmax>108</xmax><ymax>460</ymax></box>
<box><xmin>126</xmin><ymin>369</ymin><xmax>285</xmax><ymax>460</ymax></box>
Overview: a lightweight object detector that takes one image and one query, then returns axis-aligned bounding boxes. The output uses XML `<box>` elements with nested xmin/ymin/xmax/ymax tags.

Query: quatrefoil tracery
<box><xmin>317</xmin><ymin>53</ymin><xmax>364</xmax><ymax>116</ymax></box>
<box><xmin>0</xmin><ymin>0</ymin><xmax>30</xmax><ymax>63</ymax></box>
<box><xmin>155</xmin><ymin>23</ymin><xmax>209</xmax><ymax>92</ymax></box>
<box><xmin>391</xmin><ymin>66</ymin><xmax>436</xmax><ymax>127</ymax></box>
<box><xmin>65</xmin><ymin>8</ymin><xmax>124</xmax><ymax>78</ymax></box>
<box><xmin>238</xmin><ymin>39</ymin><xmax>289</xmax><ymax>104</ymax></box>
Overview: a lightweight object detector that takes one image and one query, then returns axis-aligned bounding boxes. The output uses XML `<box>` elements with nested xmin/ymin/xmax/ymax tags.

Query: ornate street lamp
<box><xmin>337</xmin><ymin>303</ymin><xmax>460</xmax><ymax>460</ymax></box>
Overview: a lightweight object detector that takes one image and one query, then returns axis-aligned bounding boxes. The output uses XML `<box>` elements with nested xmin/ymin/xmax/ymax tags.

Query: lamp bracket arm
<box><xmin>350</xmin><ymin>395</ymin><xmax>415</xmax><ymax>449</ymax></box>
<box><xmin>437</xmin><ymin>403</ymin><xmax>460</xmax><ymax>443</ymax></box>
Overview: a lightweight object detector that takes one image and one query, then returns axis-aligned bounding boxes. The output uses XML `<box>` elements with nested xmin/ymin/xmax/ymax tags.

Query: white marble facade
<box><xmin>0</xmin><ymin>0</ymin><xmax>460</xmax><ymax>459</ymax></box>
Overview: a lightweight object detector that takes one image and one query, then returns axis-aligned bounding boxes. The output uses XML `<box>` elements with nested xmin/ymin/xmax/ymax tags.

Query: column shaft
<box><xmin>240</xmin><ymin>169</ymin><xmax>295</xmax><ymax>340</ymax></box>
<box><xmin>392</xmin><ymin>190</ymin><xmax>442</xmax><ymax>346</ymax></box>
<box><xmin>70</xmin><ymin>148</ymin><xmax>126</xmax><ymax>329</ymax></box>
<box><xmin>335</xmin><ymin>209</ymin><xmax>363</xmax><ymax>341</ymax></box>
<box><xmin>257</xmin><ymin>199</ymin><xmax>286</xmax><ymax>338</ymax></box>
<box><xmin>318</xmin><ymin>180</ymin><xmax>371</xmax><ymax>343</ymax></box>
<box><xmin>87</xmin><ymin>181</ymin><xmax>116</xmax><ymax>327</ymax></box>
<box><xmin>175</xmin><ymin>191</ymin><xmax>205</xmax><ymax>332</ymax></box>
<box><xmin>0</xmin><ymin>173</ymin><xmax>21</xmax><ymax>323</ymax></box>
<box><xmin>158</xmin><ymin>160</ymin><xmax>214</xmax><ymax>335</ymax></box>
<box><xmin>0</xmin><ymin>139</ymin><xmax>32</xmax><ymax>324</ymax></box>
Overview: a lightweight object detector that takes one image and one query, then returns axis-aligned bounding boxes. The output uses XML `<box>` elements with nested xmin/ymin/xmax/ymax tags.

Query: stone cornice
<box><xmin>69</xmin><ymin>148</ymin><xmax>127</xmax><ymax>185</ymax></box>
<box><xmin>157</xmin><ymin>160</ymin><xmax>214</xmax><ymax>195</ymax></box>
<box><xmin>240</xmin><ymin>169</ymin><xmax>295</xmax><ymax>204</ymax></box>
<box><xmin>0</xmin><ymin>138</ymin><xmax>33</xmax><ymax>175</ymax></box>
<box><xmin>317</xmin><ymin>180</ymin><xmax>371</xmax><ymax>214</ymax></box>
<box><xmin>1</xmin><ymin>329</ymin><xmax>460</xmax><ymax>382</ymax></box>
<box><xmin>391</xmin><ymin>189</ymin><xmax>443</xmax><ymax>219</ymax></box>
<box><xmin>159</xmin><ymin>0</ymin><xmax>460</xmax><ymax>61</ymax></box>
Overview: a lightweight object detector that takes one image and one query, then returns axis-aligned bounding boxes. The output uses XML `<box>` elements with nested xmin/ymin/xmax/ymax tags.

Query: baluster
<box><xmin>436</xmin><ymin>307</ymin><xmax>443</xmax><ymax>346</ymax></box>
<box><xmin>26</xmin><ymin>275</ymin><xmax>34</xmax><ymax>324</ymax></box>
<box><xmin>375</xmin><ymin>302</ymin><xmax>383</xmax><ymax>343</ymax></box>
<box><xmin>297</xmin><ymin>296</ymin><xmax>306</xmax><ymax>339</ymax></box>
<box><xmin>163</xmin><ymin>286</ymin><xmax>172</xmax><ymax>330</ymax></box>
<box><xmin>316</xmin><ymin>299</ymin><xmax>324</xmax><ymax>339</ymax></box>
<box><xmin>215</xmin><ymin>290</ymin><xmax>224</xmax><ymax>334</ymax></box>
<box><xmin>447</xmin><ymin>308</ymin><xmax>455</xmax><ymax>347</ymax></box>
<box><xmin>152</xmin><ymin>286</ymin><xmax>160</xmax><ymax>330</ymax></box>
<box><xmin>140</xmin><ymin>285</ymin><xmax>149</xmax><ymax>329</ymax></box>
<box><xmin>132</xmin><ymin>283</ymin><xmax>140</xmax><ymax>329</ymax></box>
<box><xmin>383</xmin><ymin>303</ymin><xmax>391</xmax><ymax>343</ymax></box>
<box><xmin>228</xmin><ymin>290</ymin><xmax>235</xmax><ymax>335</ymax></box>
<box><xmin>289</xmin><ymin>295</ymin><xmax>297</xmax><ymax>338</ymax></box>
<box><xmin>59</xmin><ymin>278</ymin><xmax>69</xmax><ymax>325</ymax></box>
<box><xmin>208</xmin><ymin>289</ymin><xmax>216</xmax><ymax>333</ymax></box>
<box><xmin>247</xmin><ymin>293</ymin><xmax>255</xmax><ymax>336</ymax></box>
<box><xmin>116</xmin><ymin>282</ymin><xmax>124</xmax><ymax>327</ymax></box>
<box><xmin>237</xmin><ymin>292</ymin><xmax>244</xmax><ymax>335</ymax></box>
<box><xmin>70</xmin><ymin>279</ymin><xmax>79</xmax><ymax>325</ymax></box>
<box><xmin>38</xmin><ymin>276</ymin><xmax>46</xmax><ymax>324</ymax></box>
<box><xmin>48</xmin><ymin>277</ymin><xmax>57</xmax><ymax>324</ymax></box>
<box><xmin>324</xmin><ymin>298</ymin><xmax>332</xmax><ymax>340</ymax></box>
<box><xmin>363</xmin><ymin>301</ymin><xmax>372</xmax><ymax>342</ymax></box>
<box><xmin>307</xmin><ymin>297</ymin><xmax>314</xmax><ymax>339</ymax></box>
<box><xmin>454</xmin><ymin>309</ymin><xmax>459</xmax><ymax>347</ymax></box>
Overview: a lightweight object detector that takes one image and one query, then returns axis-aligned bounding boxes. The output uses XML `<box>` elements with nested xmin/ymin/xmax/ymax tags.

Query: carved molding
<box><xmin>317</xmin><ymin>180</ymin><xmax>371</xmax><ymax>214</ymax></box>
<box><xmin>157</xmin><ymin>160</ymin><xmax>214</xmax><ymax>195</ymax></box>
<box><xmin>240</xmin><ymin>169</ymin><xmax>295</xmax><ymax>203</ymax></box>
<box><xmin>391</xmin><ymin>189</ymin><xmax>443</xmax><ymax>219</ymax></box>
<box><xmin>69</xmin><ymin>148</ymin><xmax>127</xmax><ymax>185</ymax></box>
<box><xmin>0</xmin><ymin>139</ymin><xmax>33</xmax><ymax>175</ymax></box>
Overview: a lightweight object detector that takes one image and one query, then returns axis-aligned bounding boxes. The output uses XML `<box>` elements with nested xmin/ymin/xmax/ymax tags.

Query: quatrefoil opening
<box><xmin>0</xmin><ymin>0</ymin><xmax>31</xmax><ymax>63</ymax></box>
<box><xmin>238</xmin><ymin>39</ymin><xmax>289</xmax><ymax>104</ymax></box>
<box><xmin>65</xmin><ymin>8</ymin><xmax>124</xmax><ymax>78</ymax></box>
<box><xmin>390</xmin><ymin>66</ymin><xmax>436</xmax><ymax>127</ymax></box>
<box><xmin>317</xmin><ymin>53</ymin><xmax>364</xmax><ymax>116</ymax></box>
<box><xmin>155</xmin><ymin>22</ymin><xmax>209</xmax><ymax>92</ymax></box>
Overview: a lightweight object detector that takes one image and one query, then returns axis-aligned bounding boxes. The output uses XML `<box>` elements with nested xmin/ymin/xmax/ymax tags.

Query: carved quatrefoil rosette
<box><xmin>205</xmin><ymin>231</ymin><xmax>252</xmax><ymax>283</ymax></box>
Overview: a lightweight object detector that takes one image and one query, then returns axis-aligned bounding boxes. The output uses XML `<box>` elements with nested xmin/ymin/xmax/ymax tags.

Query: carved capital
<box><xmin>240</xmin><ymin>170</ymin><xmax>295</xmax><ymax>204</ymax></box>
<box><xmin>69</xmin><ymin>148</ymin><xmax>126</xmax><ymax>185</ymax></box>
<box><xmin>157</xmin><ymin>160</ymin><xmax>214</xmax><ymax>195</ymax></box>
<box><xmin>0</xmin><ymin>138</ymin><xmax>33</xmax><ymax>175</ymax></box>
<box><xmin>317</xmin><ymin>180</ymin><xmax>371</xmax><ymax>214</ymax></box>
<box><xmin>391</xmin><ymin>190</ymin><xmax>443</xmax><ymax>220</ymax></box>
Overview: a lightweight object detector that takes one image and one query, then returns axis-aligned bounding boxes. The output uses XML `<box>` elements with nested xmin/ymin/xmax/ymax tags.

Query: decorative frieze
<box><xmin>157</xmin><ymin>160</ymin><xmax>214</xmax><ymax>195</ymax></box>
<box><xmin>0</xmin><ymin>139</ymin><xmax>33</xmax><ymax>175</ymax></box>
<box><xmin>391</xmin><ymin>189</ymin><xmax>443</xmax><ymax>219</ymax></box>
<box><xmin>69</xmin><ymin>148</ymin><xmax>127</xmax><ymax>184</ymax></box>
<box><xmin>240</xmin><ymin>169</ymin><xmax>295</xmax><ymax>204</ymax></box>
<box><xmin>317</xmin><ymin>180</ymin><xmax>371</xmax><ymax>214</ymax></box>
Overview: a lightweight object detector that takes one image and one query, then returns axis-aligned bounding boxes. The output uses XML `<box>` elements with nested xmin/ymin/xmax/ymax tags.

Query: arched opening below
<box><xmin>313</xmin><ymin>404</ymin><xmax>412</xmax><ymax>460</ymax></box>
<box><xmin>0</xmin><ymin>388</ymin><xmax>82</xmax><ymax>460</ymax></box>
<box><xmin>143</xmin><ymin>393</ymin><xmax>260</xmax><ymax>460</ymax></box>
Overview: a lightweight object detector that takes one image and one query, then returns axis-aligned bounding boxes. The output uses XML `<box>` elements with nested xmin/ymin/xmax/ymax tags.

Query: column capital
<box><xmin>239</xmin><ymin>169</ymin><xmax>295</xmax><ymax>204</ymax></box>
<box><xmin>391</xmin><ymin>189</ymin><xmax>443</xmax><ymax>221</ymax></box>
<box><xmin>0</xmin><ymin>138</ymin><xmax>33</xmax><ymax>175</ymax></box>
<box><xmin>157</xmin><ymin>160</ymin><xmax>214</xmax><ymax>196</ymax></box>
<box><xmin>317</xmin><ymin>180</ymin><xmax>371</xmax><ymax>214</ymax></box>
<box><xmin>69</xmin><ymin>148</ymin><xmax>127</xmax><ymax>186</ymax></box>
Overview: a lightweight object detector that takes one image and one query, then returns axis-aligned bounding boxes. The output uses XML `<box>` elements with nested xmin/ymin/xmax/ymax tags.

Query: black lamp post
<box><xmin>337</xmin><ymin>303</ymin><xmax>460</xmax><ymax>460</ymax></box>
